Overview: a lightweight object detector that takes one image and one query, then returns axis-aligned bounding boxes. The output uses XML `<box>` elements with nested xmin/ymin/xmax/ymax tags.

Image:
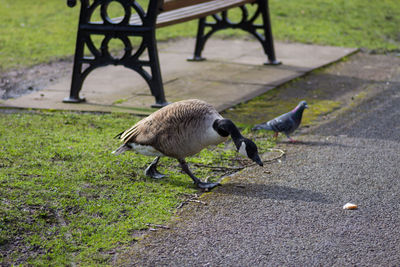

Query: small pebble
<box><xmin>343</xmin><ymin>203</ymin><xmax>358</xmax><ymax>210</ymax></box>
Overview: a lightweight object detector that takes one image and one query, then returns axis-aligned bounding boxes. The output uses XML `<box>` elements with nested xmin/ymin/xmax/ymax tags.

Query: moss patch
<box><xmin>222</xmin><ymin>86</ymin><xmax>342</xmax><ymax>130</ymax></box>
<box><xmin>112</xmin><ymin>98</ymin><xmax>128</xmax><ymax>105</ymax></box>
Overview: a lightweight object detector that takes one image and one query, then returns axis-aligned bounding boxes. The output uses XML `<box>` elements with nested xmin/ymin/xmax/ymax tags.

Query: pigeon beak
<box><xmin>252</xmin><ymin>154</ymin><xmax>263</xmax><ymax>167</ymax></box>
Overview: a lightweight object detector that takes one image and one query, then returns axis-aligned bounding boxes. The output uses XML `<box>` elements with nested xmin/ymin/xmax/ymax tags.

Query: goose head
<box><xmin>213</xmin><ymin>119</ymin><xmax>263</xmax><ymax>166</ymax></box>
<box><xmin>238</xmin><ymin>138</ymin><xmax>263</xmax><ymax>166</ymax></box>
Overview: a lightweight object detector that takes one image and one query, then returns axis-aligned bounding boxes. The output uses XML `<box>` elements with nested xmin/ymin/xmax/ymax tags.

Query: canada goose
<box><xmin>252</xmin><ymin>101</ymin><xmax>308</xmax><ymax>142</ymax></box>
<box><xmin>113</xmin><ymin>99</ymin><xmax>263</xmax><ymax>189</ymax></box>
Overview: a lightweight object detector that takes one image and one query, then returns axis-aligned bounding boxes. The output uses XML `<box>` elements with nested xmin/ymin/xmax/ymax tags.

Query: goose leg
<box><xmin>145</xmin><ymin>156</ymin><xmax>166</xmax><ymax>179</ymax></box>
<box><xmin>178</xmin><ymin>159</ymin><xmax>220</xmax><ymax>190</ymax></box>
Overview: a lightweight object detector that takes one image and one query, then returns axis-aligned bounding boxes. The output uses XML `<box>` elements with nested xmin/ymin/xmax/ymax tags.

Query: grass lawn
<box><xmin>1</xmin><ymin>0</ymin><xmax>399</xmax><ymax>265</ymax></box>
<box><xmin>0</xmin><ymin>111</ymin><xmax>274</xmax><ymax>265</ymax></box>
<box><xmin>0</xmin><ymin>0</ymin><xmax>399</xmax><ymax>71</ymax></box>
<box><xmin>270</xmin><ymin>0</ymin><xmax>400</xmax><ymax>52</ymax></box>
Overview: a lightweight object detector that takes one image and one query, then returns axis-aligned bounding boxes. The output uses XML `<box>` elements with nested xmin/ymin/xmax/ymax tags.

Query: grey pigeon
<box><xmin>252</xmin><ymin>101</ymin><xmax>308</xmax><ymax>142</ymax></box>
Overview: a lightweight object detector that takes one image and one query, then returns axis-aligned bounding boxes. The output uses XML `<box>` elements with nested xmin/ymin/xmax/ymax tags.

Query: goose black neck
<box><xmin>213</xmin><ymin>119</ymin><xmax>244</xmax><ymax>146</ymax></box>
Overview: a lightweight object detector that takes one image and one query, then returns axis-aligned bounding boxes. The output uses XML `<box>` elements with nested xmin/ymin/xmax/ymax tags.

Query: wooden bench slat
<box><xmin>157</xmin><ymin>0</ymin><xmax>256</xmax><ymax>27</ymax></box>
<box><xmin>162</xmin><ymin>0</ymin><xmax>214</xmax><ymax>12</ymax></box>
<box><xmin>122</xmin><ymin>0</ymin><xmax>255</xmax><ymax>27</ymax></box>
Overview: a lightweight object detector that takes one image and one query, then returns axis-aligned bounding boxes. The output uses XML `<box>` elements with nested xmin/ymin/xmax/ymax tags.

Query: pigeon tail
<box><xmin>112</xmin><ymin>144</ymin><xmax>131</xmax><ymax>155</ymax></box>
<box><xmin>252</xmin><ymin>122</ymin><xmax>273</xmax><ymax>131</ymax></box>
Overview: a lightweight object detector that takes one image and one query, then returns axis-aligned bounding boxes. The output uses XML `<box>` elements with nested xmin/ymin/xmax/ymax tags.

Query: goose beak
<box><xmin>252</xmin><ymin>154</ymin><xmax>263</xmax><ymax>167</ymax></box>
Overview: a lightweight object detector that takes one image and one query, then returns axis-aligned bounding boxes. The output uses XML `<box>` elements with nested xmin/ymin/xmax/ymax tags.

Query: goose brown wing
<box><xmin>120</xmin><ymin>115</ymin><xmax>161</xmax><ymax>145</ymax></box>
<box><xmin>119</xmin><ymin>99</ymin><xmax>219</xmax><ymax>154</ymax></box>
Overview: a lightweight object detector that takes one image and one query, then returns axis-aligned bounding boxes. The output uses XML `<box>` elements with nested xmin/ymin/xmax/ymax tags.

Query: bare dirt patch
<box><xmin>0</xmin><ymin>58</ymin><xmax>72</xmax><ymax>100</ymax></box>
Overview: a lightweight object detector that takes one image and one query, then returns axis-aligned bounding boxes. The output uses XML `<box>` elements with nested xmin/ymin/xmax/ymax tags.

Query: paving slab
<box><xmin>0</xmin><ymin>39</ymin><xmax>356</xmax><ymax>114</ymax></box>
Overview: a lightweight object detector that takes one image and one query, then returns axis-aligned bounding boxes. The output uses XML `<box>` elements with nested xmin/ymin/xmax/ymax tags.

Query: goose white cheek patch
<box><xmin>238</xmin><ymin>142</ymin><xmax>248</xmax><ymax>157</ymax></box>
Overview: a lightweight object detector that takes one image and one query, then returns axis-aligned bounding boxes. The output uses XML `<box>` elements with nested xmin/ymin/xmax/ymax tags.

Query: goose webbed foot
<box><xmin>178</xmin><ymin>159</ymin><xmax>220</xmax><ymax>190</ymax></box>
<box><xmin>145</xmin><ymin>156</ymin><xmax>166</xmax><ymax>179</ymax></box>
<box><xmin>196</xmin><ymin>181</ymin><xmax>221</xmax><ymax>190</ymax></box>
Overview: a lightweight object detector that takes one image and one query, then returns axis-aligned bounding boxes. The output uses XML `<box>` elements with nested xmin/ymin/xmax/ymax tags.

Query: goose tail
<box><xmin>114</xmin><ymin>131</ymin><xmax>124</xmax><ymax>139</ymax></box>
<box><xmin>112</xmin><ymin>144</ymin><xmax>130</xmax><ymax>155</ymax></box>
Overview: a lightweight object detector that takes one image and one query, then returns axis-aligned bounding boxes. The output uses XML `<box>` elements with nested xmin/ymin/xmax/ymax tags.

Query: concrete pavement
<box><xmin>0</xmin><ymin>39</ymin><xmax>356</xmax><ymax>114</ymax></box>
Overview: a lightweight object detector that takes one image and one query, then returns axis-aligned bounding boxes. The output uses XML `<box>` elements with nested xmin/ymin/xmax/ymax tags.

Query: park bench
<box><xmin>64</xmin><ymin>0</ymin><xmax>280</xmax><ymax>107</ymax></box>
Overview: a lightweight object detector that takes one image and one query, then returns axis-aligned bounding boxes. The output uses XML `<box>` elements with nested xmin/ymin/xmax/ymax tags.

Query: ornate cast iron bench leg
<box><xmin>187</xmin><ymin>17</ymin><xmax>207</xmax><ymax>62</ymax></box>
<box><xmin>142</xmin><ymin>30</ymin><xmax>169</xmax><ymax>108</ymax></box>
<box><xmin>189</xmin><ymin>0</ymin><xmax>281</xmax><ymax>65</ymax></box>
<box><xmin>63</xmin><ymin>28</ymin><xmax>87</xmax><ymax>103</ymax></box>
<box><xmin>258</xmin><ymin>0</ymin><xmax>281</xmax><ymax>65</ymax></box>
<box><xmin>64</xmin><ymin>0</ymin><xmax>169</xmax><ymax>108</ymax></box>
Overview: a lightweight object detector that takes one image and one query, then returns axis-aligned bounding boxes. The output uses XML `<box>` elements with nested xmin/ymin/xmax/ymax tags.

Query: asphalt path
<box><xmin>118</xmin><ymin>54</ymin><xmax>400</xmax><ymax>266</ymax></box>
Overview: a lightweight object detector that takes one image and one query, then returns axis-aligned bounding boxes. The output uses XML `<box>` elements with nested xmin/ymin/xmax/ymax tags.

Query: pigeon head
<box><xmin>292</xmin><ymin>100</ymin><xmax>308</xmax><ymax>113</ymax></box>
<box><xmin>299</xmin><ymin>100</ymin><xmax>308</xmax><ymax>109</ymax></box>
<box><xmin>299</xmin><ymin>100</ymin><xmax>308</xmax><ymax>108</ymax></box>
<box><xmin>238</xmin><ymin>138</ymin><xmax>263</xmax><ymax>166</ymax></box>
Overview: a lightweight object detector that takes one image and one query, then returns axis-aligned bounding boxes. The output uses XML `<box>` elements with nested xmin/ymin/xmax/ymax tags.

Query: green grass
<box><xmin>270</xmin><ymin>0</ymin><xmax>400</xmax><ymax>52</ymax></box>
<box><xmin>0</xmin><ymin>0</ymin><xmax>399</xmax><ymax>71</ymax></box>
<box><xmin>0</xmin><ymin>0</ymin><xmax>77</xmax><ymax>71</ymax></box>
<box><xmin>0</xmin><ymin>111</ymin><xmax>274</xmax><ymax>265</ymax></box>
